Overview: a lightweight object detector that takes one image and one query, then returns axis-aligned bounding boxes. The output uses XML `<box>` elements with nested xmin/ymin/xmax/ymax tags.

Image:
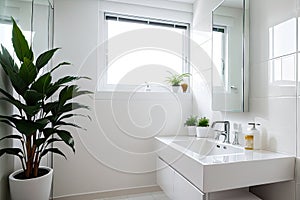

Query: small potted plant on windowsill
<box><xmin>196</xmin><ymin>117</ymin><xmax>210</xmax><ymax>138</ymax></box>
<box><xmin>165</xmin><ymin>71</ymin><xmax>191</xmax><ymax>93</ymax></box>
<box><xmin>184</xmin><ymin>115</ymin><xmax>197</xmax><ymax>136</ymax></box>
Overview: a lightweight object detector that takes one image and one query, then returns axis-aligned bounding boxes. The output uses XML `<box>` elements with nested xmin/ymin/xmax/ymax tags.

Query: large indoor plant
<box><xmin>0</xmin><ymin>18</ymin><xmax>91</xmax><ymax>200</ymax></box>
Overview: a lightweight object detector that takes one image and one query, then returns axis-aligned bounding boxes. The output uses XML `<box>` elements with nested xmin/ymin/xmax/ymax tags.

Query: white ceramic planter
<box><xmin>196</xmin><ymin>127</ymin><xmax>209</xmax><ymax>138</ymax></box>
<box><xmin>171</xmin><ymin>86</ymin><xmax>180</xmax><ymax>93</ymax></box>
<box><xmin>187</xmin><ymin>126</ymin><xmax>196</xmax><ymax>136</ymax></box>
<box><xmin>9</xmin><ymin>166</ymin><xmax>53</xmax><ymax>200</ymax></box>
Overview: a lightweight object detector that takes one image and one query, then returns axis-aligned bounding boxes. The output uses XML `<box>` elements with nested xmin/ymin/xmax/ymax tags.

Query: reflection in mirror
<box><xmin>0</xmin><ymin>1</ymin><xmax>54</xmax><ymax>198</ymax></box>
<box><xmin>212</xmin><ymin>0</ymin><xmax>249</xmax><ymax>112</ymax></box>
<box><xmin>0</xmin><ymin>0</ymin><xmax>53</xmax><ymax>58</ymax></box>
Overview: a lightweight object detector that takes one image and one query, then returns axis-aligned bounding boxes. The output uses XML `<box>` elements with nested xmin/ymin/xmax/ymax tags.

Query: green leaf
<box><xmin>36</xmin><ymin>48</ymin><xmax>60</xmax><ymax>70</ymax></box>
<box><xmin>59</xmin><ymin>85</ymin><xmax>76</xmax><ymax>106</ymax></box>
<box><xmin>50</xmin><ymin>62</ymin><xmax>71</xmax><ymax>73</ymax></box>
<box><xmin>35</xmin><ymin>138</ymin><xmax>46</xmax><ymax>147</ymax></box>
<box><xmin>11</xmin><ymin>18</ymin><xmax>33</xmax><ymax>62</ymax></box>
<box><xmin>0</xmin><ymin>135</ymin><xmax>23</xmax><ymax>143</ymax></box>
<box><xmin>58</xmin><ymin>113</ymin><xmax>88</xmax><ymax>121</ymax></box>
<box><xmin>45</xmin><ymin>76</ymin><xmax>89</xmax><ymax>99</ymax></box>
<box><xmin>56</xmin><ymin>130</ymin><xmax>75</xmax><ymax>152</ymax></box>
<box><xmin>40</xmin><ymin>148</ymin><xmax>66</xmax><ymax>159</ymax></box>
<box><xmin>60</xmin><ymin>103</ymin><xmax>89</xmax><ymax>114</ymax></box>
<box><xmin>59</xmin><ymin>85</ymin><xmax>92</xmax><ymax>107</ymax></box>
<box><xmin>0</xmin><ymin>116</ymin><xmax>41</xmax><ymax>137</ymax></box>
<box><xmin>14</xmin><ymin>120</ymin><xmax>39</xmax><ymax>136</ymax></box>
<box><xmin>23</xmin><ymin>90</ymin><xmax>43</xmax><ymax>106</ymax></box>
<box><xmin>43</xmin><ymin>102</ymin><xmax>59</xmax><ymax>115</ymax></box>
<box><xmin>0</xmin><ymin>95</ymin><xmax>41</xmax><ymax>117</ymax></box>
<box><xmin>36</xmin><ymin>118</ymin><xmax>50</xmax><ymax>130</ymax></box>
<box><xmin>45</xmin><ymin>84</ymin><xmax>60</xmax><ymax>100</ymax></box>
<box><xmin>31</xmin><ymin>73</ymin><xmax>52</xmax><ymax>94</ymax></box>
<box><xmin>55</xmin><ymin>121</ymin><xmax>85</xmax><ymax>130</ymax></box>
<box><xmin>46</xmin><ymin>138</ymin><xmax>63</xmax><ymax>146</ymax></box>
<box><xmin>0</xmin><ymin>45</ymin><xmax>19</xmax><ymax>74</ymax></box>
<box><xmin>0</xmin><ymin>148</ymin><xmax>23</xmax><ymax>158</ymax></box>
<box><xmin>0</xmin><ymin>88</ymin><xmax>18</xmax><ymax>102</ymax></box>
<box><xmin>19</xmin><ymin>57</ymin><xmax>37</xmax><ymax>86</ymax></box>
<box><xmin>0</xmin><ymin>96</ymin><xmax>23</xmax><ymax>112</ymax></box>
<box><xmin>43</xmin><ymin>128</ymin><xmax>56</xmax><ymax>139</ymax></box>
<box><xmin>23</xmin><ymin>104</ymin><xmax>41</xmax><ymax>117</ymax></box>
<box><xmin>0</xmin><ymin>47</ymin><xmax>28</xmax><ymax>95</ymax></box>
<box><xmin>10</xmin><ymin>74</ymin><xmax>28</xmax><ymax>96</ymax></box>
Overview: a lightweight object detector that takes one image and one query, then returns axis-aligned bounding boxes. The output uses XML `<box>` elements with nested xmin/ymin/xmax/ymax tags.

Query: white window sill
<box><xmin>94</xmin><ymin>91</ymin><xmax>192</xmax><ymax>100</ymax></box>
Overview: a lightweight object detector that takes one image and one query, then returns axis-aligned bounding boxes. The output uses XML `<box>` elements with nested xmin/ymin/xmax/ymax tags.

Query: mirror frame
<box><xmin>211</xmin><ymin>0</ymin><xmax>249</xmax><ymax>112</ymax></box>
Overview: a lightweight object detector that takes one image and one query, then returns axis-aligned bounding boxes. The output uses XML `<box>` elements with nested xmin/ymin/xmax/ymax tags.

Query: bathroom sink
<box><xmin>155</xmin><ymin>136</ymin><xmax>295</xmax><ymax>193</ymax></box>
<box><xmin>172</xmin><ymin>139</ymin><xmax>244</xmax><ymax>157</ymax></box>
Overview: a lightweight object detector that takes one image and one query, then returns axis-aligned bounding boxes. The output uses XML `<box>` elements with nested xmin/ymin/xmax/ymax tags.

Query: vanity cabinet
<box><xmin>157</xmin><ymin>157</ymin><xmax>205</xmax><ymax>200</ymax></box>
<box><xmin>155</xmin><ymin>136</ymin><xmax>293</xmax><ymax>200</ymax></box>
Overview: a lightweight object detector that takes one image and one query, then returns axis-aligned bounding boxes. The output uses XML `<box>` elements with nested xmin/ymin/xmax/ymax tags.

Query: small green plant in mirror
<box><xmin>184</xmin><ymin>115</ymin><xmax>198</xmax><ymax>126</ymax></box>
<box><xmin>165</xmin><ymin>71</ymin><xmax>191</xmax><ymax>86</ymax></box>
<box><xmin>197</xmin><ymin>117</ymin><xmax>209</xmax><ymax>127</ymax></box>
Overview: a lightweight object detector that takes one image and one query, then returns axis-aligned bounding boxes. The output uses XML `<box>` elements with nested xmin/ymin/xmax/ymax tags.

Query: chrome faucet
<box><xmin>211</xmin><ymin>121</ymin><xmax>230</xmax><ymax>144</ymax></box>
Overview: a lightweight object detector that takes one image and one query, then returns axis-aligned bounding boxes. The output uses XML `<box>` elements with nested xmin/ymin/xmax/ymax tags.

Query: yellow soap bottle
<box><xmin>244</xmin><ymin>134</ymin><xmax>253</xmax><ymax>150</ymax></box>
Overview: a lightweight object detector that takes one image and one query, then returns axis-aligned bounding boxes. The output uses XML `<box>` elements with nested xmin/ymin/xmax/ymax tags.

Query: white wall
<box><xmin>192</xmin><ymin>0</ymin><xmax>299</xmax><ymax>199</ymax></box>
<box><xmin>52</xmin><ymin>0</ymin><xmax>193</xmax><ymax>198</ymax></box>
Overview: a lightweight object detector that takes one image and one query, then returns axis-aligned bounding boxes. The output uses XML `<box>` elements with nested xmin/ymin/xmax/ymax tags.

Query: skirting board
<box><xmin>53</xmin><ymin>185</ymin><xmax>161</xmax><ymax>200</ymax></box>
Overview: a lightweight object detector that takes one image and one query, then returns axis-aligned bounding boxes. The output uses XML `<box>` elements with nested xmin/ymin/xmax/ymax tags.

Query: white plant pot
<box><xmin>9</xmin><ymin>166</ymin><xmax>53</xmax><ymax>200</ymax></box>
<box><xmin>187</xmin><ymin>126</ymin><xmax>196</xmax><ymax>136</ymax></box>
<box><xmin>171</xmin><ymin>86</ymin><xmax>180</xmax><ymax>93</ymax></box>
<box><xmin>196</xmin><ymin>127</ymin><xmax>209</xmax><ymax>138</ymax></box>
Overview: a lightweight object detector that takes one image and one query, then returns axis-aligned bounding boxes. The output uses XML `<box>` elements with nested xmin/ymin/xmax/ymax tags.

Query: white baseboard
<box><xmin>53</xmin><ymin>185</ymin><xmax>161</xmax><ymax>200</ymax></box>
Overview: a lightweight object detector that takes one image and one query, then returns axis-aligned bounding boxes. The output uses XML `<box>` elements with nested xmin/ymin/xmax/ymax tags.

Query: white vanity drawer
<box><xmin>157</xmin><ymin>157</ymin><xmax>205</xmax><ymax>200</ymax></box>
<box><xmin>157</xmin><ymin>157</ymin><xmax>174</xmax><ymax>199</ymax></box>
<box><xmin>173</xmin><ymin>169</ymin><xmax>205</xmax><ymax>200</ymax></box>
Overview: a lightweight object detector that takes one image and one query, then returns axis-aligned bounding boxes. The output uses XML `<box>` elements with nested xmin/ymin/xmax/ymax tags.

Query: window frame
<box><xmin>213</xmin><ymin>25</ymin><xmax>228</xmax><ymax>91</ymax></box>
<box><xmin>97</xmin><ymin>12</ymin><xmax>191</xmax><ymax>92</ymax></box>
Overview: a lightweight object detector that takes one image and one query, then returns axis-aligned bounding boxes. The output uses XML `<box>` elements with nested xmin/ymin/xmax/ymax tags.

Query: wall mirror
<box><xmin>212</xmin><ymin>0</ymin><xmax>249</xmax><ymax>112</ymax></box>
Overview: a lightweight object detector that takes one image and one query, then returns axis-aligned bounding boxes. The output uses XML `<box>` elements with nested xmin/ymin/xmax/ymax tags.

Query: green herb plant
<box><xmin>197</xmin><ymin>117</ymin><xmax>209</xmax><ymax>127</ymax></box>
<box><xmin>184</xmin><ymin>115</ymin><xmax>198</xmax><ymax>126</ymax></box>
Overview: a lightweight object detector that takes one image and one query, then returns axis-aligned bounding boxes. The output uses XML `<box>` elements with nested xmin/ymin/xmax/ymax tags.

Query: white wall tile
<box><xmin>271</xmin><ymin>18</ymin><xmax>297</xmax><ymax>58</ymax></box>
<box><xmin>251</xmin><ymin>55</ymin><xmax>297</xmax><ymax>98</ymax></box>
<box><xmin>250</xmin><ymin>97</ymin><xmax>297</xmax><ymax>154</ymax></box>
<box><xmin>250</xmin><ymin>0</ymin><xmax>297</xmax><ymax>64</ymax></box>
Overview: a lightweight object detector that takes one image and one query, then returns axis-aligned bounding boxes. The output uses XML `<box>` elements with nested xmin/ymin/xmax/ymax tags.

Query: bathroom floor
<box><xmin>94</xmin><ymin>191</ymin><xmax>170</xmax><ymax>200</ymax></box>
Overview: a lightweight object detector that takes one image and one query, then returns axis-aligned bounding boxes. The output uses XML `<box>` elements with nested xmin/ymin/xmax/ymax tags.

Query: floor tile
<box><xmin>93</xmin><ymin>192</ymin><xmax>170</xmax><ymax>200</ymax></box>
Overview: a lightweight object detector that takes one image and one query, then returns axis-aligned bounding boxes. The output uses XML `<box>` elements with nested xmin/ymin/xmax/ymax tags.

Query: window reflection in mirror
<box><xmin>212</xmin><ymin>0</ymin><xmax>249</xmax><ymax>112</ymax></box>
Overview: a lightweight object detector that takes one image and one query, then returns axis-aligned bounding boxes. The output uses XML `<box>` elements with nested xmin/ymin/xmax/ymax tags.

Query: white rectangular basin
<box><xmin>155</xmin><ymin>136</ymin><xmax>295</xmax><ymax>193</ymax></box>
<box><xmin>172</xmin><ymin>139</ymin><xmax>244</xmax><ymax>157</ymax></box>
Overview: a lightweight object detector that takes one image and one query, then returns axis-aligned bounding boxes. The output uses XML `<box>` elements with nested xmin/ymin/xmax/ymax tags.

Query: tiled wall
<box><xmin>248</xmin><ymin>0</ymin><xmax>299</xmax><ymax>199</ymax></box>
<box><xmin>248</xmin><ymin>0</ymin><xmax>297</xmax><ymax>155</ymax></box>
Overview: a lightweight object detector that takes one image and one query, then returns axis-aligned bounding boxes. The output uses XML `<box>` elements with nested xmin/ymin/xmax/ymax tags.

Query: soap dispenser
<box><xmin>245</xmin><ymin>123</ymin><xmax>261</xmax><ymax>150</ymax></box>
